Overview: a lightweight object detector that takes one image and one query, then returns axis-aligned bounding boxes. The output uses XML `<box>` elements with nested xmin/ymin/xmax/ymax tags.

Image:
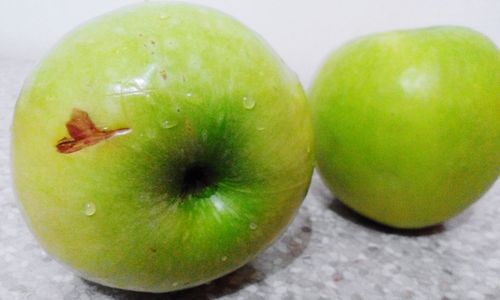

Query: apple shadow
<box><xmin>81</xmin><ymin>264</ymin><xmax>262</xmax><ymax>300</ymax></box>
<box><xmin>82</xmin><ymin>208</ymin><xmax>313</xmax><ymax>299</ymax></box>
<box><xmin>327</xmin><ymin>197</ymin><xmax>445</xmax><ymax>237</ymax></box>
<box><xmin>309</xmin><ymin>174</ymin><xmax>449</xmax><ymax>237</ymax></box>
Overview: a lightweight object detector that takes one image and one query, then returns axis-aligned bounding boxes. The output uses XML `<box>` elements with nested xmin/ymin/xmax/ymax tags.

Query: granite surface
<box><xmin>1</xmin><ymin>58</ymin><xmax>499</xmax><ymax>300</ymax></box>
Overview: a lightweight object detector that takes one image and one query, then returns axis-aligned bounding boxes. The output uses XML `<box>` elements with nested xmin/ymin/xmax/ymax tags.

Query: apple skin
<box><xmin>11</xmin><ymin>3</ymin><xmax>313</xmax><ymax>292</ymax></box>
<box><xmin>311</xmin><ymin>26</ymin><xmax>499</xmax><ymax>229</ymax></box>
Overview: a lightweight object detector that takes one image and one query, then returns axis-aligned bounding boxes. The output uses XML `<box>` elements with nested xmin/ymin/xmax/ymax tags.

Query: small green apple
<box><xmin>311</xmin><ymin>26</ymin><xmax>499</xmax><ymax>229</ymax></box>
<box><xmin>12</xmin><ymin>3</ymin><xmax>313</xmax><ymax>292</ymax></box>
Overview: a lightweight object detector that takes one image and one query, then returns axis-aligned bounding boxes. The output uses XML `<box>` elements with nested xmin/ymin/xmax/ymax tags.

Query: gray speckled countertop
<box><xmin>1</xmin><ymin>58</ymin><xmax>499</xmax><ymax>300</ymax></box>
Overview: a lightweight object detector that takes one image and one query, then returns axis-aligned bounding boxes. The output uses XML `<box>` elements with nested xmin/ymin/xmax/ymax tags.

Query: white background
<box><xmin>0</xmin><ymin>0</ymin><xmax>499</xmax><ymax>87</ymax></box>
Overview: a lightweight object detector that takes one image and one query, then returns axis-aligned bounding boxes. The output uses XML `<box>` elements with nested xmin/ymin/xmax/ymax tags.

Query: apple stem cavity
<box><xmin>56</xmin><ymin>108</ymin><xmax>130</xmax><ymax>154</ymax></box>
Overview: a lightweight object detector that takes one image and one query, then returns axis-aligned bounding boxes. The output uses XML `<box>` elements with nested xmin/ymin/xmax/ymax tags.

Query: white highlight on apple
<box><xmin>210</xmin><ymin>194</ymin><xmax>225</xmax><ymax>212</ymax></box>
<box><xmin>399</xmin><ymin>66</ymin><xmax>438</xmax><ymax>98</ymax></box>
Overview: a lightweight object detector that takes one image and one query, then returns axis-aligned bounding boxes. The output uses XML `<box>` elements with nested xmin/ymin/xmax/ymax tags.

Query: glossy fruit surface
<box><xmin>12</xmin><ymin>3</ymin><xmax>313</xmax><ymax>292</ymax></box>
<box><xmin>311</xmin><ymin>26</ymin><xmax>499</xmax><ymax>228</ymax></box>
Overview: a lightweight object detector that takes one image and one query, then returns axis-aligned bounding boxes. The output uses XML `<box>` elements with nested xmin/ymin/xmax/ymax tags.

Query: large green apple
<box><xmin>12</xmin><ymin>3</ymin><xmax>313</xmax><ymax>292</ymax></box>
<box><xmin>311</xmin><ymin>26</ymin><xmax>499</xmax><ymax>229</ymax></box>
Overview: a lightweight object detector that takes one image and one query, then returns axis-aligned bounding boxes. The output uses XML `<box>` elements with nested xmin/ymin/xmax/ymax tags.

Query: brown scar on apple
<box><xmin>56</xmin><ymin>108</ymin><xmax>130</xmax><ymax>154</ymax></box>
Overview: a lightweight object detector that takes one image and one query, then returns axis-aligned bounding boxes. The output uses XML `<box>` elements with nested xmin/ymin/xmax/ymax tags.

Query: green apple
<box><xmin>12</xmin><ymin>3</ymin><xmax>313</xmax><ymax>292</ymax></box>
<box><xmin>311</xmin><ymin>26</ymin><xmax>499</xmax><ymax>229</ymax></box>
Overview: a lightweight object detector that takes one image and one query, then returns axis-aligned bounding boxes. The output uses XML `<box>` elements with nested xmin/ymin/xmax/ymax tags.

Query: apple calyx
<box><xmin>180</xmin><ymin>164</ymin><xmax>218</xmax><ymax>198</ymax></box>
<box><xmin>56</xmin><ymin>108</ymin><xmax>130</xmax><ymax>154</ymax></box>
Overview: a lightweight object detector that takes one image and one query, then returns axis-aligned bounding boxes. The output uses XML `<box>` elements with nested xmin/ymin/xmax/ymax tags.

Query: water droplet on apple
<box><xmin>186</xmin><ymin>92</ymin><xmax>193</xmax><ymax>98</ymax></box>
<box><xmin>159</xmin><ymin>14</ymin><xmax>168</xmax><ymax>20</ymax></box>
<box><xmin>242</xmin><ymin>96</ymin><xmax>255</xmax><ymax>110</ymax></box>
<box><xmin>307</xmin><ymin>146</ymin><xmax>311</xmax><ymax>153</ymax></box>
<box><xmin>202</xmin><ymin>130</ymin><xmax>208</xmax><ymax>142</ymax></box>
<box><xmin>221</xmin><ymin>256</ymin><xmax>228</xmax><ymax>262</ymax></box>
<box><xmin>83</xmin><ymin>202</ymin><xmax>96</xmax><ymax>216</ymax></box>
<box><xmin>172</xmin><ymin>282</ymin><xmax>179</xmax><ymax>287</ymax></box>
<box><xmin>162</xmin><ymin>120</ymin><xmax>178</xmax><ymax>129</ymax></box>
<box><xmin>249</xmin><ymin>223</ymin><xmax>257</xmax><ymax>230</ymax></box>
<box><xmin>256</xmin><ymin>126</ymin><xmax>265</xmax><ymax>131</ymax></box>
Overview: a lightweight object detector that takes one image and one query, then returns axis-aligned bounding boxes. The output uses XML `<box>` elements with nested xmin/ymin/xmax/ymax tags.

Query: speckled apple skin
<box><xmin>311</xmin><ymin>27</ymin><xmax>500</xmax><ymax>229</ymax></box>
<box><xmin>12</xmin><ymin>3</ymin><xmax>314</xmax><ymax>292</ymax></box>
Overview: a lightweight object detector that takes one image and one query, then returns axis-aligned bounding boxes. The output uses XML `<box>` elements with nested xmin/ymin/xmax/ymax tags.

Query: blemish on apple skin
<box><xmin>56</xmin><ymin>108</ymin><xmax>130</xmax><ymax>154</ymax></box>
<box><xmin>150</xmin><ymin>248</ymin><xmax>157</xmax><ymax>253</ymax></box>
<box><xmin>160</xmin><ymin>70</ymin><xmax>167</xmax><ymax>80</ymax></box>
<box><xmin>184</xmin><ymin>119</ymin><xmax>193</xmax><ymax>136</ymax></box>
